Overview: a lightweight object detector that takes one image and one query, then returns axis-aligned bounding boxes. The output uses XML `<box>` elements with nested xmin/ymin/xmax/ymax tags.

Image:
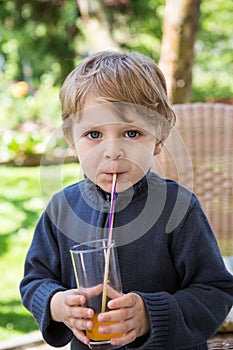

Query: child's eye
<box><xmin>87</xmin><ymin>131</ymin><xmax>102</xmax><ymax>139</ymax></box>
<box><xmin>125</xmin><ymin>130</ymin><xmax>140</xmax><ymax>138</ymax></box>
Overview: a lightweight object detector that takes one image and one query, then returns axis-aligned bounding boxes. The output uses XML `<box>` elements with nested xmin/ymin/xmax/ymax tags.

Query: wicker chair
<box><xmin>154</xmin><ymin>102</ymin><xmax>233</xmax><ymax>349</ymax></box>
<box><xmin>155</xmin><ymin>102</ymin><xmax>233</xmax><ymax>255</ymax></box>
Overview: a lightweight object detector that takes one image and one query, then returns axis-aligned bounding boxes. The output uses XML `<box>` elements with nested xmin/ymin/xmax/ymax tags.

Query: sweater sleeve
<box><xmin>20</xmin><ymin>209</ymin><xmax>73</xmax><ymax>347</ymax></box>
<box><xmin>134</xmin><ymin>200</ymin><xmax>233</xmax><ymax>349</ymax></box>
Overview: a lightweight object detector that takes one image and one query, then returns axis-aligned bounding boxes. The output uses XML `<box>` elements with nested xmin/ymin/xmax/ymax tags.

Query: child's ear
<box><xmin>70</xmin><ymin>145</ymin><xmax>78</xmax><ymax>159</ymax></box>
<box><xmin>64</xmin><ymin>133</ymin><xmax>79</xmax><ymax>159</ymax></box>
<box><xmin>154</xmin><ymin>141</ymin><xmax>164</xmax><ymax>155</ymax></box>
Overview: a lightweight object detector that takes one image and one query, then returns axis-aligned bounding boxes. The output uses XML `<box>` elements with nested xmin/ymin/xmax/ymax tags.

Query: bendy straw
<box><xmin>101</xmin><ymin>173</ymin><xmax>117</xmax><ymax>313</ymax></box>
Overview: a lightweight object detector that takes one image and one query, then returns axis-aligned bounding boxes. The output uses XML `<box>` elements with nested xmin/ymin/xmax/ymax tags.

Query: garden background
<box><xmin>0</xmin><ymin>0</ymin><xmax>232</xmax><ymax>341</ymax></box>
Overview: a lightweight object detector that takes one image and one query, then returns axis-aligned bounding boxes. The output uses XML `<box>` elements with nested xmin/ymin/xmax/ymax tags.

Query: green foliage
<box><xmin>1</xmin><ymin>130</ymin><xmax>44</xmax><ymax>160</ymax></box>
<box><xmin>193</xmin><ymin>0</ymin><xmax>233</xmax><ymax>101</ymax></box>
<box><xmin>0</xmin><ymin>0</ymin><xmax>79</xmax><ymax>84</ymax></box>
<box><xmin>109</xmin><ymin>0</ymin><xmax>164</xmax><ymax>60</ymax></box>
<box><xmin>0</xmin><ymin>0</ymin><xmax>231</xmax><ymax>165</ymax></box>
<box><xmin>0</xmin><ymin>78</ymin><xmax>65</xmax><ymax>163</ymax></box>
<box><xmin>0</xmin><ymin>164</ymin><xmax>81</xmax><ymax>340</ymax></box>
<box><xmin>0</xmin><ymin>166</ymin><xmax>43</xmax><ymax>340</ymax></box>
<box><xmin>0</xmin><ymin>127</ymin><xmax>69</xmax><ymax>165</ymax></box>
<box><xmin>0</xmin><ymin>0</ymin><xmax>231</xmax><ymax>166</ymax></box>
<box><xmin>0</xmin><ymin>0</ymin><xmax>232</xmax><ymax>101</ymax></box>
<box><xmin>0</xmin><ymin>80</ymin><xmax>61</xmax><ymax>129</ymax></box>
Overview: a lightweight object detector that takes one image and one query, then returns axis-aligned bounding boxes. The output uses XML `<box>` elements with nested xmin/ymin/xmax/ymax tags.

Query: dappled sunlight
<box><xmin>0</xmin><ymin>299</ymin><xmax>38</xmax><ymax>339</ymax></box>
<box><xmin>0</xmin><ymin>164</ymin><xmax>80</xmax><ymax>341</ymax></box>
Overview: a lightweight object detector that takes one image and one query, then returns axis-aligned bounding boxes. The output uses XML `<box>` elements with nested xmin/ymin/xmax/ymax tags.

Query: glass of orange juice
<box><xmin>70</xmin><ymin>239</ymin><xmax>124</xmax><ymax>349</ymax></box>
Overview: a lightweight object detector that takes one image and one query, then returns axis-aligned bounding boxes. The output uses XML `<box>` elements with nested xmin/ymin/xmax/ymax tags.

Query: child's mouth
<box><xmin>105</xmin><ymin>172</ymin><xmax>123</xmax><ymax>178</ymax></box>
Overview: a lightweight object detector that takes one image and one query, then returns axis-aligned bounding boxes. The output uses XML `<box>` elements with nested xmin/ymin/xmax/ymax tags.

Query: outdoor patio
<box><xmin>1</xmin><ymin>331</ymin><xmax>233</xmax><ymax>350</ymax></box>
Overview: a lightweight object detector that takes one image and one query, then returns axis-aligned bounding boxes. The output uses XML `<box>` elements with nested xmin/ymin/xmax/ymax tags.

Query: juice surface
<box><xmin>86</xmin><ymin>314</ymin><xmax>124</xmax><ymax>341</ymax></box>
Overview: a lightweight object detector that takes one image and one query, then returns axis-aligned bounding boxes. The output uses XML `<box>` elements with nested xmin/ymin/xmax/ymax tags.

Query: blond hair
<box><xmin>60</xmin><ymin>51</ymin><xmax>176</xmax><ymax>141</ymax></box>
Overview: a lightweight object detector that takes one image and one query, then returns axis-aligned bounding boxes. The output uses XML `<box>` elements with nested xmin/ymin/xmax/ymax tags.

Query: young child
<box><xmin>20</xmin><ymin>51</ymin><xmax>233</xmax><ymax>350</ymax></box>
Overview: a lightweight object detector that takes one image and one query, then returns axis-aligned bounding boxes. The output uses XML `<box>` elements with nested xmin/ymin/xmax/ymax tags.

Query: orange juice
<box><xmin>86</xmin><ymin>314</ymin><xmax>124</xmax><ymax>341</ymax></box>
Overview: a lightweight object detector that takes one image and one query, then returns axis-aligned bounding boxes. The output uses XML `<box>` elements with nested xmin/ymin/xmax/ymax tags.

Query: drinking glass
<box><xmin>70</xmin><ymin>239</ymin><xmax>124</xmax><ymax>350</ymax></box>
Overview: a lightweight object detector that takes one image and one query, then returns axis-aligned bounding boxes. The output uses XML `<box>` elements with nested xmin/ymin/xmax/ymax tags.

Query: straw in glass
<box><xmin>101</xmin><ymin>173</ymin><xmax>117</xmax><ymax>313</ymax></box>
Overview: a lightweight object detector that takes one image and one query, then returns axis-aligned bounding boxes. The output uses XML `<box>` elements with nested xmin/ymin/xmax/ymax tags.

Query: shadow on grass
<box><xmin>0</xmin><ymin>299</ymin><xmax>38</xmax><ymax>334</ymax></box>
<box><xmin>0</xmin><ymin>194</ymin><xmax>40</xmax><ymax>256</ymax></box>
<box><xmin>0</xmin><ymin>233</ymin><xmax>9</xmax><ymax>257</ymax></box>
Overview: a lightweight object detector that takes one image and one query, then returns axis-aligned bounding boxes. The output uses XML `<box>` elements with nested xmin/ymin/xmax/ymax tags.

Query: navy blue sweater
<box><xmin>20</xmin><ymin>172</ymin><xmax>233</xmax><ymax>349</ymax></box>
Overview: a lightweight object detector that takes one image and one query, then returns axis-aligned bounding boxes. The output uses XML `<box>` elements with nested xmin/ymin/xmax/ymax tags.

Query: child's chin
<box><xmin>116</xmin><ymin>179</ymin><xmax>133</xmax><ymax>193</ymax></box>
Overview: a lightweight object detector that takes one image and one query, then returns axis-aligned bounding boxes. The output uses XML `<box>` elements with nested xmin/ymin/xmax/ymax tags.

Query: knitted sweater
<box><xmin>20</xmin><ymin>172</ymin><xmax>233</xmax><ymax>350</ymax></box>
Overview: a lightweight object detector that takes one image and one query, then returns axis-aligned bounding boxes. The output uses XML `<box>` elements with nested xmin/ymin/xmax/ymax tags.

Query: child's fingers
<box><xmin>80</xmin><ymin>284</ymin><xmax>103</xmax><ymax>298</ymax></box>
<box><xmin>98</xmin><ymin>292</ymin><xmax>149</xmax><ymax>345</ymax></box>
<box><xmin>106</xmin><ymin>284</ymin><xmax>123</xmax><ymax>299</ymax></box>
<box><xmin>72</xmin><ymin>328</ymin><xmax>91</xmax><ymax>346</ymax></box>
<box><xmin>64</xmin><ymin>285</ymin><xmax>103</xmax><ymax>307</ymax></box>
<box><xmin>71</xmin><ymin>316</ymin><xmax>93</xmax><ymax>331</ymax></box>
<box><xmin>98</xmin><ymin>317</ymin><xmax>137</xmax><ymax>346</ymax></box>
<box><xmin>98</xmin><ymin>306</ymin><xmax>133</xmax><ymax>323</ymax></box>
<box><xmin>107</xmin><ymin>292</ymin><xmax>137</xmax><ymax>309</ymax></box>
<box><xmin>65</xmin><ymin>293</ymin><xmax>86</xmax><ymax>306</ymax></box>
<box><xmin>110</xmin><ymin>329</ymin><xmax>137</xmax><ymax>346</ymax></box>
<box><xmin>69</xmin><ymin>305</ymin><xmax>94</xmax><ymax>320</ymax></box>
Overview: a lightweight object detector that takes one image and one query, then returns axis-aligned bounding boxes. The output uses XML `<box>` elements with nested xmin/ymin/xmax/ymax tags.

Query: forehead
<box><xmin>76</xmin><ymin>100</ymin><xmax>164</xmax><ymax>134</ymax></box>
<box><xmin>80</xmin><ymin>104</ymin><xmax>143</xmax><ymax>127</ymax></box>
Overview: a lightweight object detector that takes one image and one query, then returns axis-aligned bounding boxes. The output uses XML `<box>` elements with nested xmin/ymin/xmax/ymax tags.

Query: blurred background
<box><xmin>0</xmin><ymin>0</ymin><xmax>232</xmax><ymax>342</ymax></box>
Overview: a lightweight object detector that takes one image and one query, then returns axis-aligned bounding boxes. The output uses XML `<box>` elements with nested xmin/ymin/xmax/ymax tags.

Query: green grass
<box><xmin>0</xmin><ymin>163</ymin><xmax>81</xmax><ymax>341</ymax></box>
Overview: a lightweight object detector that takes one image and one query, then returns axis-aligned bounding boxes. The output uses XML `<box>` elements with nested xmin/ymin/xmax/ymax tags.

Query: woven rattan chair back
<box><xmin>154</xmin><ymin>103</ymin><xmax>233</xmax><ymax>256</ymax></box>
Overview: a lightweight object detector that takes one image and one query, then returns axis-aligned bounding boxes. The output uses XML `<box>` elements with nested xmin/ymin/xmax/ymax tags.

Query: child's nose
<box><xmin>104</xmin><ymin>139</ymin><xmax>124</xmax><ymax>160</ymax></box>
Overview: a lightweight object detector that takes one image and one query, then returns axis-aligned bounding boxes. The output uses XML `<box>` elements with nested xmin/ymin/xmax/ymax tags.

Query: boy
<box><xmin>20</xmin><ymin>51</ymin><xmax>233</xmax><ymax>350</ymax></box>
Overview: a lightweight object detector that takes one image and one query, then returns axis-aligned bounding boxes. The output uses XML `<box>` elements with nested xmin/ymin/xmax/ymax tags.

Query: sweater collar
<box><xmin>97</xmin><ymin>174</ymin><xmax>149</xmax><ymax>201</ymax></box>
<box><xmin>80</xmin><ymin>173</ymin><xmax>149</xmax><ymax>211</ymax></box>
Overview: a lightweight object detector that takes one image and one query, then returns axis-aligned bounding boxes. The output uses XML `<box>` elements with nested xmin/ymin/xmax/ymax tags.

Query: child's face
<box><xmin>71</xmin><ymin>97</ymin><xmax>162</xmax><ymax>193</ymax></box>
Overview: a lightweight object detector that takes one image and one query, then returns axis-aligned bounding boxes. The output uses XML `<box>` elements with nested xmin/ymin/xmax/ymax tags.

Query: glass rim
<box><xmin>70</xmin><ymin>238</ymin><xmax>115</xmax><ymax>254</ymax></box>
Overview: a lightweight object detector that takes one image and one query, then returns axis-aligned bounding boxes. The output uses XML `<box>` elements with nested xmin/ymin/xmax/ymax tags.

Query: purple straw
<box><xmin>107</xmin><ymin>173</ymin><xmax>117</xmax><ymax>245</ymax></box>
<box><xmin>101</xmin><ymin>174</ymin><xmax>117</xmax><ymax>312</ymax></box>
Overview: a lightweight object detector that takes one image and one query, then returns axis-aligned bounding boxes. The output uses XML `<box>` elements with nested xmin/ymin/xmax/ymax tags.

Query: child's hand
<box><xmin>97</xmin><ymin>292</ymin><xmax>149</xmax><ymax>346</ymax></box>
<box><xmin>50</xmin><ymin>288</ymin><xmax>97</xmax><ymax>346</ymax></box>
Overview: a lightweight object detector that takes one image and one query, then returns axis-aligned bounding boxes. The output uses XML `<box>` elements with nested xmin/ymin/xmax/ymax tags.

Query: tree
<box><xmin>0</xmin><ymin>0</ymin><xmax>79</xmax><ymax>84</ymax></box>
<box><xmin>159</xmin><ymin>0</ymin><xmax>201</xmax><ymax>103</ymax></box>
<box><xmin>1</xmin><ymin>1</ymin><xmax>232</xmax><ymax>102</ymax></box>
<box><xmin>76</xmin><ymin>0</ymin><xmax>118</xmax><ymax>53</ymax></box>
